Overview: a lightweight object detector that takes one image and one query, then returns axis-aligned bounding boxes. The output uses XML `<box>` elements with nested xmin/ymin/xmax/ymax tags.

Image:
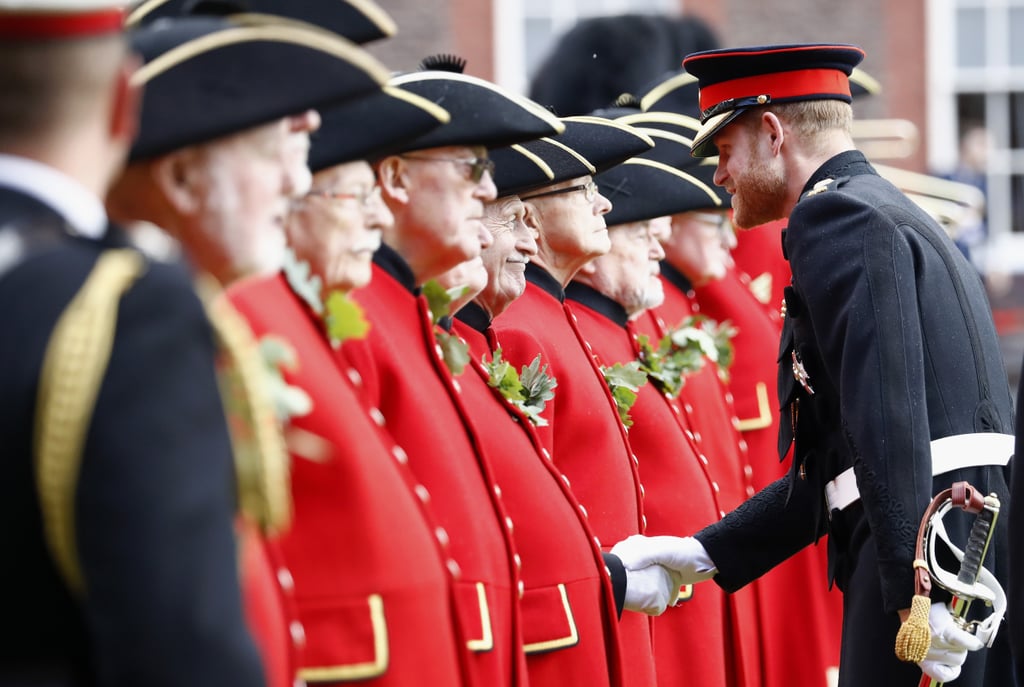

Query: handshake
<box><xmin>614</xmin><ymin>534</ymin><xmax>718</xmax><ymax>615</ymax></box>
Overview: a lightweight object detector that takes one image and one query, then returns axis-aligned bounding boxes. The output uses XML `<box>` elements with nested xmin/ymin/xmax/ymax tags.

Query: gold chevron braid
<box><xmin>34</xmin><ymin>249</ymin><xmax>146</xmax><ymax>596</ymax></box>
<box><xmin>199</xmin><ymin>280</ymin><xmax>291</xmax><ymax>536</ymax></box>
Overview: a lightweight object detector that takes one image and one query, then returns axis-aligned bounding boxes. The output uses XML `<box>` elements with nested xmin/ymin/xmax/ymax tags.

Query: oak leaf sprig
<box><xmin>600</xmin><ymin>361</ymin><xmax>648</xmax><ymax>428</ymax></box>
<box><xmin>422</xmin><ymin>279</ymin><xmax>471</xmax><ymax>375</ymax></box>
<box><xmin>482</xmin><ymin>349</ymin><xmax>557</xmax><ymax>426</ymax></box>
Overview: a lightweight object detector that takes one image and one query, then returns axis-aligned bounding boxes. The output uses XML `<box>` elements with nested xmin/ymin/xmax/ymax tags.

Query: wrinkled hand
<box><xmin>623</xmin><ymin>565</ymin><xmax>683</xmax><ymax>615</ymax></box>
<box><xmin>918</xmin><ymin>602</ymin><xmax>984</xmax><ymax>683</ymax></box>
<box><xmin>611</xmin><ymin>535</ymin><xmax>717</xmax><ymax>584</ymax></box>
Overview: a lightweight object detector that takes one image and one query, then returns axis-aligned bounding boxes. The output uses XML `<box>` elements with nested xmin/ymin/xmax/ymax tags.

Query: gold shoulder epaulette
<box><xmin>35</xmin><ymin>248</ymin><xmax>146</xmax><ymax>596</ymax></box>
<box><xmin>197</xmin><ymin>276</ymin><xmax>292</xmax><ymax>536</ymax></box>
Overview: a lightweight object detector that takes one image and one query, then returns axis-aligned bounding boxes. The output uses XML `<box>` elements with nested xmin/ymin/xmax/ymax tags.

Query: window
<box><xmin>929</xmin><ymin>0</ymin><xmax>1024</xmax><ymax>273</ymax></box>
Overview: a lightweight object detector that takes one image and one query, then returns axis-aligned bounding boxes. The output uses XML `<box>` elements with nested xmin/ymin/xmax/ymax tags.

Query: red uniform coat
<box><xmin>490</xmin><ymin>265</ymin><xmax>656</xmax><ymax>687</ymax></box>
<box><xmin>565</xmin><ymin>283</ymin><xmax>737</xmax><ymax>687</ymax></box>
<box><xmin>344</xmin><ymin>246</ymin><xmax>524</xmax><ymax>687</ymax></box>
<box><xmin>451</xmin><ymin>307</ymin><xmax>626</xmax><ymax>687</ymax></box>
<box><xmin>689</xmin><ymin>268</ymin><xmax>844</xmax><ymax>687</ymax></box>
<box><xmin>227</xmin><ymin>273</ymin><xmax>465</xmax><ymax>686</ymax></box>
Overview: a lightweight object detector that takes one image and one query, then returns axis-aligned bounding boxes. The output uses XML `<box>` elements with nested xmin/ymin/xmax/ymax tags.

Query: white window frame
<box><xmin>928</xmin><ymin>0</ymin><xmax>1024</xmax><ymax>271</ymax></box>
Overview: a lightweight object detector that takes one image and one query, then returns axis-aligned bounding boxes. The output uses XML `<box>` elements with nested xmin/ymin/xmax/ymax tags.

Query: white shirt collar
<box><xmin>0</xmin><ymin>154</ymin><xmax>108</xmax><ymax>239</ymax></box>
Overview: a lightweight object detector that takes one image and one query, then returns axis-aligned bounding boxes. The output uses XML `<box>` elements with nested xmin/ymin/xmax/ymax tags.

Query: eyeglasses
<box><xmin>520</xmin><ymin>181</ymin><xmax>599</xmax><ymax>203</ymax></box>
<box><xmin>400</xmin><ymin>154</ymin><xmax>496</xmax><ymax>183</ymax></box>
<box><xmin>306</xmin><ymin>185</ymin><xmax>382</xmax><ymax>209</ymax></box>
<box><xmin>690</xmin><ymin>211</ymin><xmax>733</xmax><ymax>233</ymax></box>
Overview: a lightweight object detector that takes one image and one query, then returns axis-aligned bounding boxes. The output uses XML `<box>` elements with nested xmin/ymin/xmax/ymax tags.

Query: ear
<box><xmin>109</xmin><ymin>55</ymin><xmax>141</xmax><ymax>145</ymax></box>
<box><xmin>762</xmin><ymin>112</ymin><xmax>785</xmax><ymax>155</ymax></box>
<box><xmin>151</xmin><ymin>149</ymin><xmax>204</xmax><ymax>215</ymax></box>
<box><xmin>375</xmin><ymin>155</ymin><xmax>411</xmax><ymax>207</ymax></box>
<box><xmin>522</xmin><ymin>201</ymin><xmax>543</xmax><ymax>234</ymax></box>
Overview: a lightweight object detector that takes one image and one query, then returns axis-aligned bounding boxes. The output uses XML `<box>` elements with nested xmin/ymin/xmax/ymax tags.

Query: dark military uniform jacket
<box><xmin>695</xmin><ymin>151</ymin><xmax>1015</xmax><ymax>685</ymax></box>
<box><xmin>0</xmin><ymin>182</ymin><xmax>264</xmax><ymax>685</ymax></box>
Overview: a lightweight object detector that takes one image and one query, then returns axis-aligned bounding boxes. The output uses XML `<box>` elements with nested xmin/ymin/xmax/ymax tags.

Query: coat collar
<box><xmin>525</xmin><ymin>262</ymin><xmax>565</xmax><ymax>302</ymax></box>
<box><xmin>659</xmin><ymin>259</ymin><xmax>692</xmax><ymax>295</ymax></box>
<box><xmin>372</xmin><ymin>242</ymin><xmax>417</xmax><ymax>294</ymax></box>
<box><xmin>565</xmin><ymin>280</ymin><xmax>629</xmax><ymax>328</ymax></box>
<box><xmin>455</xmin><ymin>300</ymin><xmax>491</xmax><ymax>333</ymax></box>
<box><xmin>800</xmin><ymin>149</ymin><xmax>875</xmax><ymax>196</ymax></box>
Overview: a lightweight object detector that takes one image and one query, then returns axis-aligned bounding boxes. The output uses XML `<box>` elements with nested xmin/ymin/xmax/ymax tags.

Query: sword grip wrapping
<box><xmin>957</xmin><ymin>507</ymin><xmax>994</xmax><ymax>585</ymax></box>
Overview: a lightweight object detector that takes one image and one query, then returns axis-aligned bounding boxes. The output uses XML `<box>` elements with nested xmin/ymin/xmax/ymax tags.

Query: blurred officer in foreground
<box><xmin>613</xmin><ymin>43</ymin><xmax>1016</xmax><ymax>686</ymax></box>
<box><xmin>0</xmin><ymin>3</ymin><xmax>265</xmax><ymax>684</ymax></box>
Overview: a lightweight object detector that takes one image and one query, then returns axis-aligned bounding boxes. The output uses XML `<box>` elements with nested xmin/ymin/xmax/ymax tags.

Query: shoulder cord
<box><xmin>34</xmin><ymin>249</ymin><xmax>145</xmax><ymax>596</ymax></box>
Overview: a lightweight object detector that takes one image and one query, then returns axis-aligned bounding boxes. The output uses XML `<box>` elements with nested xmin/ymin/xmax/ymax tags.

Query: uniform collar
<box><xmin>455</xmin><ymin>300</ymin><xmax>491</xmax><ymax>333</ymax></box>
<box><xmin>800</xmin><ymin>149</ymin><xmax>874</xmax><ymax>196</ymax></box>
<box><xmin>372</xmin><ymin>242</ymin><xmax>417</xmax><ymax>294</ymax></box>
<box><xmin>0</xmin><ymin>154</ymin><xmax>107</xmax><ymax>239</ymax></box>
<box><xmin>565</xmin><ymin>280</ymin><xmax>629</xmax><ymax>328</ymax></box>
<box><xmin>525</xmin><ymin>262</ymin><xmax>564</xmax><ymax>302</ymax></box>
<box><xmin>659</xmin><ymin>259</ymin><xmax>693</xmax><ymax>295</ymax></box>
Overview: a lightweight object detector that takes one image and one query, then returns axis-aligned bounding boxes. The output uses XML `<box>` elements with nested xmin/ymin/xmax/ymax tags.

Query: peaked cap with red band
<box><xmin>0</xmin><ymin>1</ymin><xmax>125</xmax><ymax>39</ymax></box>
<box><xmin>682</xmin><ymin>43</ymin><xmax>865</xmax><ymax>157</ymax></box>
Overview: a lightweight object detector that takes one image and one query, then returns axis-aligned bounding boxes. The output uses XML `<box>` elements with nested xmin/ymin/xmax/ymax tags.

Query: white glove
<box><xmin>623</xmin><ymin>565</ymin><xmax>682</xmax><ymax>615</ymax></box>
<box><xmin>611</xmin><ymin>535</ymin><xmax>717</xmax><ymax>584</ymax></box>
<box><xmin>918</xmin><ymin>601</ymin><xmax>984</xmax><ymax>683</ymax></box>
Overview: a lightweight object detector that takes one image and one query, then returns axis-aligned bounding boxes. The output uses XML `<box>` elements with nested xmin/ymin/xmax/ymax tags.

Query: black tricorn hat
<box><xmin>387</xmin><ymin>69</ymin><xmax>564</xmax><ymax>152</ymax></box>
<box><xmin>682</xmin><ymin>43</ymin><xmax>865</xmax><ymax>156</ymax></box>
<box><xmin>126</xmin><ymin>0</ymin><xmax>396</xmax><ymax>44</ymax></box>
<box><xmin>128</xmin><ymin>15</ymin><xmax>391</xmax><ymax>161</ymax></box>
<box><xmin>490</xmin><ymin>115</ymin><xmax>653</xmax><ymax>198</ymax></box>
<box><xmin>639</xmin><ymin>70</ymin><xmax>701</xmax><ymax>119</ymax></box>
<box><xmin>599</xmin><ymin>158</ymin><xmax>721</xmax><ymax>226</ymax></box>
<box><xmin>308</xmin><ymin>83</ymin><xmax>450</xmax><ymax>172</ymax></box>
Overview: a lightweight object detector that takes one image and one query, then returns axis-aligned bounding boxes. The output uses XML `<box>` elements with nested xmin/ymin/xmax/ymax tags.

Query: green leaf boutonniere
<box><xmin>324</xmin><ymin>291</ymin><xmax>370</xmax><ymax>347</ymax></box>
<box><xmin>282</xmin><ymin>248</ymin><xmax>370</xmax><ymax>347</ymax></box>
<box><xmin>667</xmin><ymin>316</ymin><xmax>737</xmax><ymax>383</ymax></box>
<box><xmin>422</xmin><ymin>279</ymin><xmax>471</xmax><ymax>375</ymax></box>
<box><xmin>482</xmin><ymin>349</ymin><xmax>558</xmax><ymax>426</ymax></box>
<box><xmin>600</xmin><ymin>360</ymin><xmax>648</xmax><ymax>428</ymax></box>
<box><xmin>635</xmin><ymin>329</ymin><xmax>706</xmax><ymax>398</ymax></box>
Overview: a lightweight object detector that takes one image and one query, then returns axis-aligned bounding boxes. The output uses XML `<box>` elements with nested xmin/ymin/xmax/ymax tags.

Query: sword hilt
<box><xmin>957</xmin><ymin>506</ymin><xmax>994</xmax><ymax>586</ymax></box>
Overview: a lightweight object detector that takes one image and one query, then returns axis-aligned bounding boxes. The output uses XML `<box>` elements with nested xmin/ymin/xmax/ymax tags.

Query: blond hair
<box><xmin>739</xmin><ymin>99</ymin><xmax>853</xmax><ymax>154</ymax></box>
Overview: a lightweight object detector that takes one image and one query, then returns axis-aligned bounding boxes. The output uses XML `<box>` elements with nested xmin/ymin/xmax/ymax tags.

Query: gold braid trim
<box><xmin>197</xmin><ymin>277</ymin><xmax>291</xmax><ymax>535</ymax></box>
<box><xmin>34</xmin><ymin>249</ymin><xmax>145</xmax><ymax>596</ymax></box>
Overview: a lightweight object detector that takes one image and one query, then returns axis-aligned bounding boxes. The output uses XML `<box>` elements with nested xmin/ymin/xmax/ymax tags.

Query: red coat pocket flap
<box><xmin>520</xmin><ymin>583</ymin><xmax>580</xmax><ymax>654</ymax></box>
<box><xmin>298</xmin><ymin>593</ymin><xmax>389</xmax><ymax>683</ymax></box>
